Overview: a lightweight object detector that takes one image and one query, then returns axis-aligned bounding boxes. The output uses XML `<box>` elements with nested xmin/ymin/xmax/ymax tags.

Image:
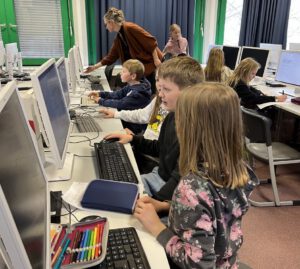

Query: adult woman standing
<box><xmin>85</xmin><ymin>7</ymin><xmax>162</xmax><ymax>92</ymax></box>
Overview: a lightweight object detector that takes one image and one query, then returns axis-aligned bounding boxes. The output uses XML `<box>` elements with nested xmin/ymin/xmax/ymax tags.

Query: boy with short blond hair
<box><xmin>89</xmin><ymin>59</ymin><xmax>151</xmax><ymax>133</ymax></box>
<box><xmin>105</xmin><ymin>56</ymin><xmax>204</xmax><ymax>200</ymax></box>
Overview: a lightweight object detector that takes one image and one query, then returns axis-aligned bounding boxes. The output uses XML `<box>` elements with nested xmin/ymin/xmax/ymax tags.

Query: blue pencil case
<box><xmin>81</xmin><ymin>179</ymin><xmax>139</xmax><ymax>214</ymax></box>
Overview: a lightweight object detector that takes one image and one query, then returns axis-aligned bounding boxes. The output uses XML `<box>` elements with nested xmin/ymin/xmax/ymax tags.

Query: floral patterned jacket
<box><xmin>157</xmin><ymin>167</ymin><xmax>258</xmax><ymax>269</ymax></box>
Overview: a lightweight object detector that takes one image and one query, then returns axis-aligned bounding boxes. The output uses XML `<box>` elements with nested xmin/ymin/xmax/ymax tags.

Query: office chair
<box><xmin>241</xmin><ymin>106</ymin><xmax>300</xmax><ymax>207</ymax></box>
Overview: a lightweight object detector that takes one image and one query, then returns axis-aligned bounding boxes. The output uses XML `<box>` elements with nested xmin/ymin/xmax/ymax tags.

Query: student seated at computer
<box><xmin>162</xmin><ymin>24</ymin><xmax>189</xmax><ymax>61</ymax></box>
<box><xmin>204</xmin><ymin>47</ymin><xmax>232</xmax><ymax>82</ymax></box>
<box><xmin>134</xmin><ymin>83</ymin><xmax>259</xmax><ymax>269</ymax></box>
<box><xmin>104</xmin><ymin>56</ymin><xmax>205</xmax><ymax>201</ymax></box>
<box><xmin>227</xmin><ymin>57</ymin><xmax>287</xmax><ymax>109</ymax></box>
<box><xmin>99</xmin><ymin>74</ymin><xmax>168</xmax><ymax>140</ymax></box>
<box><xmin>89</xmin><ymin>59</ymin><xmax>152</xmax><ymax>134</ymax></box>
<box><xmin>100</xmin><ymin>77</ymin><xmax>168</xmax><ymax>174</ymax></box>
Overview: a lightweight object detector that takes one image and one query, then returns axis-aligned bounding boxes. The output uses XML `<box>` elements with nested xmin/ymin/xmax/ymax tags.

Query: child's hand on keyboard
<box><xmin>99</xmin><ymin>108</ymin><xmax>115</xmax><ymax>118</ymax></box>
<box><xmin>88</xmin><ymin>91</ymin><xmax>99</xmax><ymax>98</ymax></box>
<box><xmin>104</xmin><ymin>133</ymin><xmax>133</xmax><ymax>144</ymax></box>
<box><xmin>91</xmin><ymin>95</ymin><xmax>100</xmax><ymax>103</ymax></box>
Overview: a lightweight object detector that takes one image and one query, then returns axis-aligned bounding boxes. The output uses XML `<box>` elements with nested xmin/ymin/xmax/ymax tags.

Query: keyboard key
<box><xmin>99</xmin><ymin>228</ymin><xmax>150</xmax><ymax>269</ymax></box>
<box><xmin>75</xmin><ymin>115</ymin><xmax>102</xmax><ymax>133</ymax></box>
<box><xmin>94</xmin><ymin>142</ymin><xmax>138</xmax><ymax>184</ymax></box>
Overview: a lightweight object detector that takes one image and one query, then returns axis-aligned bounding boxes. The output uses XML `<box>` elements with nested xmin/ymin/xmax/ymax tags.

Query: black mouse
<box><xmin>79</xmin><ymin>215</ymin><xmax>102</xmax><ymax>222</ymax></box>
<box><xmin>102</xmin><ymin>137</ymin><xmax>119</xmax><ymax>143</ymax></box>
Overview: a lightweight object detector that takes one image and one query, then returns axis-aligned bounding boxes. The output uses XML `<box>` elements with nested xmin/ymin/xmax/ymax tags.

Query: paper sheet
<box><xmin>62</xmin><ymin>182</ymin><xmax>88</xmax><ymax>209</ymax></box>
<box><xmin>257</xmin><ymin>102</ymin><xmax>277</xmax><ymax>109</ymax></box>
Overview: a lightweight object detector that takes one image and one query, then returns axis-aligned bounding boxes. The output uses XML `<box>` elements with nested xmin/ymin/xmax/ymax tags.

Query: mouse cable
<box><xmin>73</xmin><ymin>153</ymin><xmax>95</xmax><ymax>158</ymax></box>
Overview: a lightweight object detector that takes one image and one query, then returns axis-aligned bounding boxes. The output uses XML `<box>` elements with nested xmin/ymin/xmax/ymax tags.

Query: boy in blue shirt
<box><xmin>89</xmin><ymin>59</ymin><xmax>152</xmax><ymax>133</ymax></box>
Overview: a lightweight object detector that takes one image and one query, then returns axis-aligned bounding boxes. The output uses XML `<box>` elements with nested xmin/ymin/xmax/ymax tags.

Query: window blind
<box><xmin>13</xmin><ymin>0</ymin><xmax>64</xmax><ymax>58</ymax></box>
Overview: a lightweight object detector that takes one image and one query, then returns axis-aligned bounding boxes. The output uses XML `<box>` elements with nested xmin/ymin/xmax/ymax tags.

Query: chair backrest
<box><xmin>241</xmin><ymin>107</ymin><xmax>272</xmax><ymax>146</ymax></box>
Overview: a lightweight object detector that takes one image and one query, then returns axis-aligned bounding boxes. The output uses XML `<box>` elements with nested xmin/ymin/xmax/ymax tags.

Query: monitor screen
<box><xmin>74</xmin><ymin>45</ymin><xmax>83</xmax><ymax>77</ymax></box>
<box><xmin>67</xmin><ymin>47</ymin><xmax>77</xmax><ymax>93</ymax></box>
<box><xmin>275</xmin><ymin>50</ymin><xmax>300</xmax><ymax>86</ymax></box>
<box><xmin>31</xmin><ymin>58</ymin><xmax>71</xmax><ymax>168</ymax></box>
<box><xmin>289</xmin><ymin>43</ymin><xmax>300</xmax><ymax>51</ymax></box>
<box><xmin>222</xmin><ymin>45</ymin><xmax>241</xmax><ymax>70</ymax></box>
<box><xmin>0</xmin><ymin>81</ymin><xmax>49</xmax><ymax>268</ymax></box>
<box><xmin>260</xmin><ymin>43</ymin><xmax>282</xmax><ymax>70</ymax></box>
<box><xmin>56</xmin><ymin>57</ymin><xmax>70</xmax><ymax>107</ymax></box>
<box><xmin>239</xmin><ymin>47</ymin><xmax>270</xmax><ymax>77</ymax></box>
<box><xmin>0</xmin><ymin>41</ymin><xmax>5</xmax><ymax>66</ymax></box>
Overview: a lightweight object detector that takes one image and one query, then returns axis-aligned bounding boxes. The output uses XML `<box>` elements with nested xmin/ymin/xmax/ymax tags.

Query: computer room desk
<box><xmin>256</xmin><ymin>84</ymin><xmax>300</xmax><ymax>117</ymax></box>
<box><xmin>49</xmin><ymin>131</ymin><xmax>170</xmax><ymax>269</ymax></box>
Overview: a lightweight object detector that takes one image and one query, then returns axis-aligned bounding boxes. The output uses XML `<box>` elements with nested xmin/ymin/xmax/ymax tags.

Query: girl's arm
<box><xmin>114</xmin><ymin>97</ymin><xmax>156</xmax><ymax>123</ymax></box>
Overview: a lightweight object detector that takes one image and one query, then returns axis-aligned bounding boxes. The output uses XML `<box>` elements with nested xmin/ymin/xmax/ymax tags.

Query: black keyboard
<box><xmin>91</xmin><ymin>83</ymin><xmax>104</xmax><ymax>91</ymax></box>
<box><xmin>88</xmin><ymin>75</ymin><xmax>101</xmax><ymax>84</ymax></box>
<box><xmin>94</xmin><ymin>142</ymin><xmax>138</xmax><ymax>184</ymax></box>
<box><xmin>98</xmin><ymin>227</ymin><xmax>151</xmax><ymax>269</ymax></box>
<box><xmin>75</xmin><ymin>115</ymin><xmax>102</xmax><ymax>133</ymax></box>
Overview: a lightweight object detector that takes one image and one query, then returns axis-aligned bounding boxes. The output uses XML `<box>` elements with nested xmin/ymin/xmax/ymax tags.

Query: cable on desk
<box><xmin>73</xmin><ymin>153</ymin><xmax>95</xmax><ymax>158</ymax></box>
<box><xmin>50</xmin><ymin>192</ymin><xmax>80</xmax><ymax>223</ymax></box>
<box><xmin>69</xmin><ymin>131</ymin><xmax>100</xmax><ymax>146</ymax></box>
<box><xmin>69</xmin><ymin>104</ymin><xmax>81</xmax><ymax>109</ymax></box>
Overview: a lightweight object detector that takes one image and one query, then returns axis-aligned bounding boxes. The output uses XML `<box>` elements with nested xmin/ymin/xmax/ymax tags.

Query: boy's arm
<box><xmin>100</xmin><ymin>87</ymin><xmax>129</xmax><ymax>99</ymax></box>
<box><xmin>131</xmin><ymin>135</ymin><xmax>160</xmax><ymax>157</ymax></box>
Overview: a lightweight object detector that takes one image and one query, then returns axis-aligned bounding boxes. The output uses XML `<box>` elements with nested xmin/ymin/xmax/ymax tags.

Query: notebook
<box><xmin>81</xmin><ymin>179</ymin><xmax>139</xmax><ymax>214</ymax></box>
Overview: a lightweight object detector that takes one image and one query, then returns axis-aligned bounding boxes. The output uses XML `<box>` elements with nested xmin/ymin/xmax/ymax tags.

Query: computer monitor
<box><xmin>73</xmin><ymin>44</ymin><xmax>84</xmax><ymax>77</ymax></box>
<box><xmin>275</xmin><ymin>50</ymin><xmax>300</xmax><ymax>86</ymax></box>
<box><xmin>56</xmin><ymin>57</ymin><xmax>70</xmax><ymax>107</ymax></box>
<box><xmin>289</xmin><ymin>43</ymin><xmax>300</xmax><ymax>51</ymax></box>
<box><xmin>260</xmin><ymin>43</ymin><xmax>282</xmax><ymax>70</ymax></box>
<box><xmin>0</xmin><ymin>41</ymin><xmax>5</xmax><ymax>67</ymax></box>
<box><xmin>222</xmin><ymin>45</ymin><xmax>241</xmax><ymax>70</ymax></box>
<box><xmin>0</xmin><ymin>81</ymin><xmax>50</xmax><ymax>268</ymax></box>
<box><xmin>5</xmin><ymin>43</ymin><xmax>18</xmax><ymax>76</ymax></box>
<box><xmin>31</xmin><ymin>58</ymin><xmax>71</xmax><ymax>169</ymax></box>
<box><xmin>67</xmin><ymin>47</ymin><xmax>77</xmax><ymax>93</ymax></box>
<box><xmin>239</xmin><ymin>46</ymin><xmax>270</xmax><ymax>77</ymax></box>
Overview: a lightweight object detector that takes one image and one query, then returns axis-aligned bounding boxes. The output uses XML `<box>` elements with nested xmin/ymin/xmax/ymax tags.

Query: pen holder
<box><xmin>51</xmin><ymin>218</ymin><xmax>109</xmax><ymax>269</ymax></box>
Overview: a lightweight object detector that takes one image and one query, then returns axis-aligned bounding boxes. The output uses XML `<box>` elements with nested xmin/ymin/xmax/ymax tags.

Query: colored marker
<box><xmin>88</xmin><ymin>229</ymin><xmax>94</xmax><ymax>261</ymax></box>
<box><xmin>69</xmin><ymin>230</ymin><xmax>79</xmax><ymax>263</ymax></box>
<box><xmin>83</xmin><ymin>229</ymin><xmax>90</xmax><ymax>261</ymax></box>
<box><xmin>77</xmin><ymin>230</ymin><xmax>87</xmax><ymax>263</ymax></box>
<box><xmin>91</xmin><ymin>226</ymin><xmax>98</xmax><ymax>260</ymax></box>
<box><xmin>51</xmin><ymin>233</ymin><xmax>67</xmax><ymax>267</ymax></box>
<box><xmin>72</xmin><ymin>231</ymin><xmax>83</xmax><ymax>263</ymax></box>
<box><xmin>53</xmin><ymin>238</ymin><xmax>71</xmax><ymax>269</ymax></box>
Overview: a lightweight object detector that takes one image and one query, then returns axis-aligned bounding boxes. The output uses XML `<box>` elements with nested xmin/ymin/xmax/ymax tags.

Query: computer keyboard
<box><xmin>81</xmin><ymin>95</ymin><xmax>98</xmax><ymax>106</ymax></box>
<box><xmin>91</xmin><ymin>83</ymin><xmax>104</xmax><ymax>91</ymax></box>
<box><xmin>75</xmin><ymin>115</ymin><xmax>102</xmax><ymax>133</ymax></box>
<box><xmin>98</xmin><ymin>227</ymin><xmax>151</xmax><ymax>269</ymax></box>
<box><xmin>87</xmin><ymin>75</ymin><xmax>101</xmax><ymax>84</ymax></box>
<box><xmin>94</xmin><ymin>142</ymin><xmax>138</xmax><ymax>184</ymax></box>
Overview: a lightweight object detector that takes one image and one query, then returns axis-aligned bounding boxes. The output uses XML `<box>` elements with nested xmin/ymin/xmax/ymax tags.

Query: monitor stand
<box><xmin>44</xmin><ymin>152</ymin><xmax>74</xmax><ymax>181</ymax></box>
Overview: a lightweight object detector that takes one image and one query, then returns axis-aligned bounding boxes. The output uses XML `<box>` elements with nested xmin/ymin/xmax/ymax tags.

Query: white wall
<box><xmin>203</xmin><ymin>0</ymin><xmax>218</xmax><ymax>63</ymax></box>
<box><xmin>72</xmin><ymin>0</ymin><xmax>88</xmax><ymax>66</ymax></box>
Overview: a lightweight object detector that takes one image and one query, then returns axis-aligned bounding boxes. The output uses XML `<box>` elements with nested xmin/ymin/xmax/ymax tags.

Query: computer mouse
<box><xmin>102</xmin><ymin>137</ymin><xmax>119</xmax><ymax>143</ymax></box>
<box><xmin>79</xmin><ymin>215</ymin><xmax>102</xmax><ymax>223</ymax></box>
